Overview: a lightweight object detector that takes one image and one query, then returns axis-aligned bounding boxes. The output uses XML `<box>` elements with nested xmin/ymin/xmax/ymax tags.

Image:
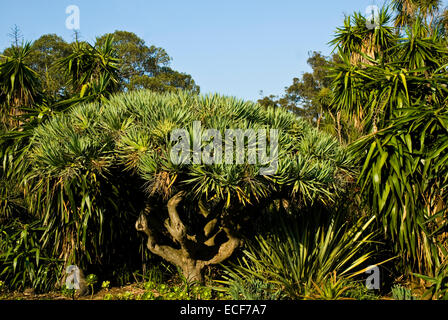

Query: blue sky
<box><xmin>0</xmin><ymin>0</ymin><xmax>425</xmax><ymax>101</ymax></box>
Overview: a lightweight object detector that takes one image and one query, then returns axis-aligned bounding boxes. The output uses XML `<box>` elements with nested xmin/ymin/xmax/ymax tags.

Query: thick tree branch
<box><xmin>135</xmin><ymin>213</ymin><xmax>182</xmax><ymax>266</ymax></box>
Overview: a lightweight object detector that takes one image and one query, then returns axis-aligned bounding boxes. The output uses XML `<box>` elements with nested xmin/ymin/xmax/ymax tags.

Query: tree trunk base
<box><xmin>182</xmin><ymin>261</ymin><xmax>204</xmax><ymax>283</ymax></box>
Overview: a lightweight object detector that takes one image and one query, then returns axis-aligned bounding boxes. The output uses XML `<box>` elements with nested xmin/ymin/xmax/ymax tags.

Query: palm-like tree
<box><xmin>392</xmin><ymin>0</ymin><xmax>419</xmax><ymax>27</ymax></box>
<box><xmin>0</xmin><ymin>42</ymin><xmax>41</xmax><ymax>127</ymax></box>
<box><xmin>329</xmin><ymin>7</ymin><xmax>399</xmax><ymax>132</ymax></box>
<box><xmin>22</xmin><ymin>90</ymin><xmax>354</xmax><ymax>282</ymax></box>
<box><xmin>330</xmin><ymin>7</ymin><xmax>396</xmax><ymax>66</ymax></box>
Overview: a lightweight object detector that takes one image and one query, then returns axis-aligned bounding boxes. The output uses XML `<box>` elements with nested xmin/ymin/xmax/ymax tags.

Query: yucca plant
<box><xmin>21</xmin><ymin>90</ymin><xmax>355</xmax><ymax>283</ymax></box>
<box><xmin>414</xmin><ymin>262</ymin><xmax>448</xmax><ymax>299</ymax></box>
<box><xmin>218</xmin><ymin>210</ymin><xmax>377</xmax><ymax>300</ymax></box>
<box><xmin>351</xmin><ymin>103</ymin><xmax>448</xmax><ymax>274</ymax></box>
<box><xmin>330</xmin><ymin>7</ymin><xmax>448</xmax><ymax>132</ymax></box>
<box><xmin>329</xmin><ymin>7</ymin><xmax>397</xmax><ymax>66</ymax></box>
<box><xmin>219</xmin><ymin>277</ymin><xmax>281</xmax><ymax>300</ymax></box>
<box><xmin>0</xmin><ymin>115</ymin><xmax>38</xmax><ymax>222</ymax></box>
<box><xmin>392</xmin><ymin>0</ymin><xmax>443</xmax><ymax>30</ymax></box>
<box><xmin>304</xmin><ymin>272</ymin><xmax>355</xmax><ymax>300</ymax></box>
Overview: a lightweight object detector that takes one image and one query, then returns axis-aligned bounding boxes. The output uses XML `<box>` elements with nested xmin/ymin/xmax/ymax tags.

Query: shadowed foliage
<box><xmin>18</xmin><ymin>90</ymin><xmax>354</xmax><ymax>282</ymax></box>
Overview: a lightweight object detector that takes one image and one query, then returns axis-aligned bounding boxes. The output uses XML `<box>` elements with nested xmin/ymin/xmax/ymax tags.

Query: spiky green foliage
<box><xmin>55</xmin><ymin>35</ymin><xmax>120</xmax><ymax>100</ymax></box>
<box><xmin>414</xmin><ymin>262</ymin><xmax>448</xmax><ymax>299</ymax></box>
<box><xmin>331</xmin><ymin>11</ymin><xmax>448</xmax><ymax>132</ymax></box>
<box><xmin>391</xmin><ymin>0</ymin><xmax>443</xmax><ymax>29</ymax></box>
<box><xmin>330</xmin><ymin>8</ymin><xmax>397</xmax><ymax>64</ymax></box>
<box><xmin>0</xmin><ymin>219</ymin><xmax>63</xmax><ymax>292</ymax></box>
<box><xmin>352</xmin><ymin>104</ymin><xmax>448</xmax><ymax>274</ymax></box>
<box><xmin>391</xmin><ymin>285</ymin><xmax>418</xmax><ymax>300</ymax></box>
<box><xmin>219</xmin><ymin>277</ymin><xmax>281</xmax><ymax>300</ymax></box>
<box><xmin>0</xmin><ymin>42</ymin><xmax>41</xmax><ymax>127</ymax></box>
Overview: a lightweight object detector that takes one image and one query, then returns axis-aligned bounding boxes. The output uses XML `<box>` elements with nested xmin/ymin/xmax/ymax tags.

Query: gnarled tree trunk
<box><xmin>135</xmin><ymin>191</ymin><xmax>241</xmax><ymax>283</ymax></box>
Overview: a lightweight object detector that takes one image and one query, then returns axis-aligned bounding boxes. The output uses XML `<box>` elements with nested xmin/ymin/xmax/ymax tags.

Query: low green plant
<box><xmin>192</xmin><ymin>286</ymin><xmax>212</xmax><ymax>300</ymax></box>
<box><xmin>144</xmin><ymin>265</ymin><xmax>165</xmax><ymax>285</ymax></box>
<box><xmin>140</xmin><ymin>291</ymin><xmax>155</xmax><ymax>300</ymax></box>
<box><xmin>60</xmin><ymin>284</ymin><xmax>76</xmax><ymax>300</ymax></box>
<box><xmin>344</xmin><ymin>282</ymin><xmax>380</xmax><ymax>300</ymax></box>
<box><xmin>111</xmin><ymin>291</ymin><xmax>135</xmax><ymax>300</ymax></box>
<box><xmin>391</xmin><ymin>285</ymin><xmax>418</xmax><ymax>300</ymax></box>
<box><xmin>142</xmin><ymin>278</ymin><xmax>218</xmax><ymax>300</ymax></box>
<box><xmin>103</xmin><ymin>293</ymin><xmax>114</xmax><ymax>300</ymax></box>
<box><xmin>157</xmin><ymin>283</ymin><xmax>169</xmax><ymax>295</ymax></box>
<box><xmin>144</xmin><ymin>280</ymin><xmax>157</xmax><ymax>291</ymax></box>
<box><xmin>121</xmin><ymin>291</ymin><xmax>135</xmax><ymax>300</ymax></box>
<box><xmin>304</xmin><ymin>272</ymin><xmax>355</xmax><ymax>300</ymax></box>
<box><xmin>111</xmin><ymin>266</ymin><xmax>135</xmax><ymax>286</ymax></box>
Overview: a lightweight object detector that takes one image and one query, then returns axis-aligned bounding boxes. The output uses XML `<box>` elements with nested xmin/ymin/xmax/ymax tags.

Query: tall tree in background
<box><xmin>95</xmin><ymin>31</ymin><xmax>170</xmax><ymax>89</ymax></box>
<box><xmin>96</xmin><ymin>31</ymin><xmax>200</xmax><ymax>94</ymax></box>
<box><xmin>329</xmin><ymin>7</ymin><xmax>397</xmax><ymax>134</ymax></box>
<box><xmin>1</xmin><ymin>30</ymin><xmax>200</xmax><ymax>107</ymax></box>
<box><xmin>7</xmin><ymin>25</ymin><xmax>23</xmax><ymax>48</ymax></box>
<box><xmin>283</xmin><ymin>52</ymin><xmax>334</xmax><ymax>119</ymax></box>
<box><xmin>257</xmin><ymin>52</ymin><xmax>358</xmax><ymax>143</ymax></box>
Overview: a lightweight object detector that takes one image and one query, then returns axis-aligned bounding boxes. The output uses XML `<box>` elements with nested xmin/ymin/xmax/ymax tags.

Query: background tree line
<box><xmin>260</xmin><ymin>0</ymin><xmax>448</xmax><ymax>281</ymax></box>
<box><xmin>1</xmin><ymin>0</ymin><xmax>448</xmax><ymax>300</ymax></box>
